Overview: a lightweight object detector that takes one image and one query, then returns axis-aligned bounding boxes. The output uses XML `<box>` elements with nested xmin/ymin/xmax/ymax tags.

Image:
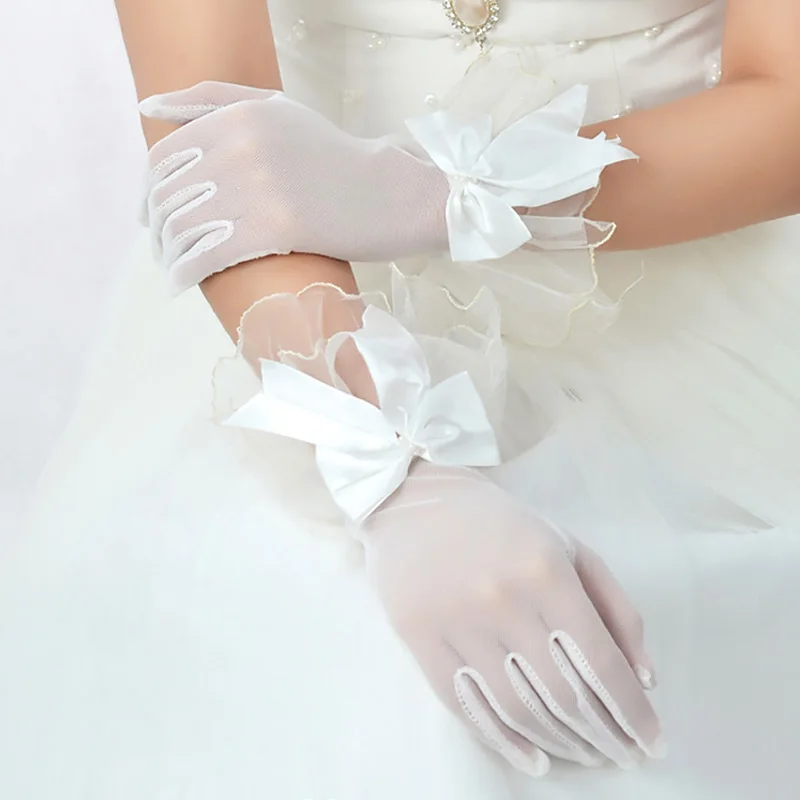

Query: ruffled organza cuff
<box><xmin>212</xmin><ymin>266</ymin><xmax>522</xmax><ymax>521</ymax></box>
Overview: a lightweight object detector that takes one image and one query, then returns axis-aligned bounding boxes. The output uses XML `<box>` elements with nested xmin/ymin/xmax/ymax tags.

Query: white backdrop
<box><xmin>0</xmin><ymin>1</ymin><xmax>144</xmax><ymax>530</ymax></box>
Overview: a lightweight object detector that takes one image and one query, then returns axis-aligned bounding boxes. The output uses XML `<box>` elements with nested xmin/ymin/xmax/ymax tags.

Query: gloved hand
<box><xmin>140</xmin><ymin>81</ymin><xmax>634</xmax><ymax>293</ymax></box>
<box><xmin>222</xmin><ymin>288</ymin><xmax>662</xmax><ymax>777</ymax></box>
<box><xmin>359</xmin><ymin>461</ymin><xmax>663</xmax><ymax>776</ymax></box>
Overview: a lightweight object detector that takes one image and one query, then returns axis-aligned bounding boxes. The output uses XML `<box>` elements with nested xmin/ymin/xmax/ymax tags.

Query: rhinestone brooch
<box><xmin>442</xmin><ymin>0</ymin><xmax>501</xmax><ymax>48</ymax></box>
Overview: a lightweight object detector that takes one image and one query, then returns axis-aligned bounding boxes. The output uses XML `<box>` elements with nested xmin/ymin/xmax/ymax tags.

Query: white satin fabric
<box><xmin>4</xmin><ymin>1</ymin><xmax>800</xmax><ymax>799</ymax></box>
<box><xmin>315</xmin><ymin>0</ymin><xmax>710</xmax><ymax>44</ymax></box>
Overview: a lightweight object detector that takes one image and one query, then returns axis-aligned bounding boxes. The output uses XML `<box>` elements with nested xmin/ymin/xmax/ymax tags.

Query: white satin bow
<box><xmin>223</xmin><ymin>306</ymin><xmax>501</xmax><ymax>522</ymax></box>
<box><xmin>405</xmin><ymin>84</ymin><xmax>635</xmax><ymax>262</ymax></box>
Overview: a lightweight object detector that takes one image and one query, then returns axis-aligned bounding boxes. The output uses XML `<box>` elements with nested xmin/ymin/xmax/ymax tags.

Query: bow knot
<box><xmin>448</xmin><ymin>173</ymin><xmax>479</xmax><ymax>191</ymax></box>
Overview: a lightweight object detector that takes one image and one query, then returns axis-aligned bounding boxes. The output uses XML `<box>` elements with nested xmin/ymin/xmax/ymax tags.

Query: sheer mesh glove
<box><xmin>219</xmin><ymin>285</ymin><xmax>663</xmax><ymax>777</ymax></box>
<box><xmin>360</xmin><ymin>462</ymin><xmax>664</xmax><ymax>777</ymax></box>
<box><xmin>140</xmin><ymin>80</ymin><xmax>634</xmax><ymax>293</ymax></box>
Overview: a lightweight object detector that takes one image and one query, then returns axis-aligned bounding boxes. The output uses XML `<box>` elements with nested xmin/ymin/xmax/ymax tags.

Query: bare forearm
<box><xmin>586</xmin><ymin>77</ymin><xmax>800</xmax><ymax>250</ymax></box>
<box><xmin>587</xmin><ymin>0</ymin><xmax>800</xmax><ymax>251</ymax></box>
<box><xmin>115</xmin><ymin>0</ymin><xmax>356</xmax><ymax>339</ymax></box>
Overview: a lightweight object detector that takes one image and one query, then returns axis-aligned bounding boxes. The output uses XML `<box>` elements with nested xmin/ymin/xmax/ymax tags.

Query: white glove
<box><xmin>220</xmin><ymin>286</ymin><xmax>663</xmax><ymax>777</ymax></box>
<box><xmin>361</xmin><ymin>462</ymin><xmax>663</xmax><ymax>776</ymax></box>
<box><xmin>140</xmin><ymin>81</ymin><xmax>634</xmax><ymax>293</ymax></box>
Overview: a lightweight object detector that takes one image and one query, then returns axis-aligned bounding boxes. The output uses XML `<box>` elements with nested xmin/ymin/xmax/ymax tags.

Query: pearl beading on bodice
<box><xmin>275</xmin><ymin>0</ymin><xmax>724</xmax><ymax>134</ymax></box>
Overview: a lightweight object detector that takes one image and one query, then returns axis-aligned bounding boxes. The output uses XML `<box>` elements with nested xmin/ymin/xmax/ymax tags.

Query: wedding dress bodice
<box><xmin>271</xmin><ymin>0</ymin><xmax>725</xmax><ymax>132</ymax></box>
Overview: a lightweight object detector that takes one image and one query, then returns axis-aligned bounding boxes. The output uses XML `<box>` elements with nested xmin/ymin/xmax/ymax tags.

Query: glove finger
<box><xmin>454</xmin><ymin>664</ymin><xmax>552</xmax><ymax>778</ymax></box>
<box><xmin>139</xmin><ymin>80</ymin><xmax>279</xmax><ymax>124</ymax></box>
<box><xmin>543</xmin><ymin>579</ymin><xmax>665</xmax><ymax>761</ymax></box>
<box><xmin>162</xmin><ymin>211</ymin><xmax>231</xmax><ymax>274</ymax></box>
<box><xmin>574</xmin><ymin>542</ymin><xmax>656</xmax><ymax>690</ymax></box>
<box><xmin>149</xmin><ymin>167</ymin><xmax>214</xmax><ymax>246</ymax></box>
<box><xmin>157</xmin><ymin>162</ymin><xmax>222</xmax><ymax>243</ymax></box>
<box><xmin>407</xmin><ymin>633</ymin><xmax>550</xmax><ymax>777</ymax></box>
<box><xmin>144</xmin><ymin>178</ymin><xmax>213</xmax><ymax>268</ymax></box>
<box><xmin>547</xmin><ymin>631</ymin><xmax>645</xmax><ymax>768</ymax></box>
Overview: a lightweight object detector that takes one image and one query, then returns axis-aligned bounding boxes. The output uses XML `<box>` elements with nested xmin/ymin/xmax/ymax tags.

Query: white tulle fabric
<box><xmin>140</xmin><ymin>64</ymin><xmax>632</xmax><ymax>292</ymax></box>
